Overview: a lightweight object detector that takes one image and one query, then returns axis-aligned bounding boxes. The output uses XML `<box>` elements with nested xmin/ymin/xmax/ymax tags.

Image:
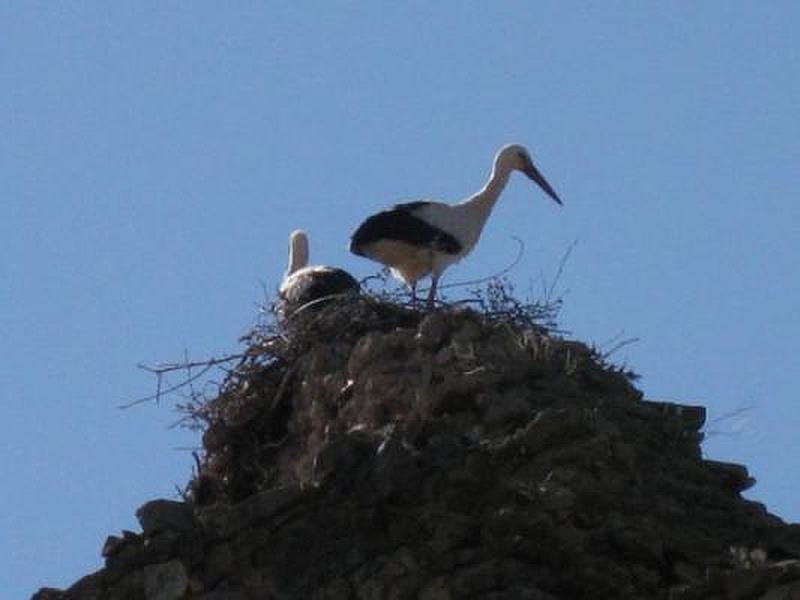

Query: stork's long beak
<box><xmin>524</xmin><ymin>161</ymin><xmax>562</xmax><ymax>205</ymax></box>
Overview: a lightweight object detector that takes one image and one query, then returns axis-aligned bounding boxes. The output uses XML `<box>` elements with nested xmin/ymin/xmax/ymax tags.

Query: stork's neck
<box><xmin>460</xmin><ymin>163</ymin><xmax>512</xmax><ymax>220</ymax></box>
<box><xmin>286</xmin><ymin>233</ymin><xmax>309</xmax><ymax>275</ymax></box>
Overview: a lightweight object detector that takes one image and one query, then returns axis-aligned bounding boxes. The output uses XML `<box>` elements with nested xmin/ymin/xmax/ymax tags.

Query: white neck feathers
<box><xmin>460</xmin><ymin>159</ymin><xmax>513</xmax><ymax>217</ymax></box>
<box><xmin>286</xmin><ymin>230</ymin><xmax>309</xmax><ymax>276</ymax></box>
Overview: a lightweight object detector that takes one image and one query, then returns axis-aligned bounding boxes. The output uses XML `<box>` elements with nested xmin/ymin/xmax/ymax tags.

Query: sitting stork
<box><xmin>349</xmin><ymin>144</ymin><xmax>562</xmax><ymax>307</ymax></box>
<box><xmin>277</xmin><ymin>230</ymin><xmax>360</xmax><ymax>321</ymax></box>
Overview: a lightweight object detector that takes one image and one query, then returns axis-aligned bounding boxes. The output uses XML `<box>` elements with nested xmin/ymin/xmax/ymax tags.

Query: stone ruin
<box><xmin>33</xmin><ymin>292</ymin><xmax>800</xmax><ymax>599</ymax></box>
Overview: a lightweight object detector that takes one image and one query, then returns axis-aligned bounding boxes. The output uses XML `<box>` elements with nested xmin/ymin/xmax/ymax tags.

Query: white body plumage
<box><xmin>350</xmin><ymin>144</ymin><xmax>562</xmax><ymax>306</ymax></box>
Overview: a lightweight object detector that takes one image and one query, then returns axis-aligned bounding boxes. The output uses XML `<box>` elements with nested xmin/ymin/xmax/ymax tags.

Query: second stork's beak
<box><xmin>524</xmin><ymin>160</ymin><xmax>562</xmax><ymax>205</ymax></box>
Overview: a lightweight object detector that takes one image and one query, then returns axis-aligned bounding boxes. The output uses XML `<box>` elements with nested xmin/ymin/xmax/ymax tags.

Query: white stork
<box><xmin>277</xmin><ymin>230</ymin><xmax>359</xmax><ymax>321</ymax></box>
<box><xmin>349</xmin><ymin>144</ymin><xmax>562</xmax><ymax>306</ymax></box>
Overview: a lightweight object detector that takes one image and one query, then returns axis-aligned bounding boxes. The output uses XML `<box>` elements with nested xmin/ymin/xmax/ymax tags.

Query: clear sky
<box><xmin>3</xmin><ymin>3</ymin><xmax>799</xmax><ymax>597</ymax></box>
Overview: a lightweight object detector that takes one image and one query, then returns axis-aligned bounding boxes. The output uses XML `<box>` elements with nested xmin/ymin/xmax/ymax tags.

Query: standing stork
<box><xmin>277</xmin><ymin>230</ymin><xmax>360</xmax><ymax>321</ymax></box>
<box><xmin>349</xmin><ymin>144</ymin><xmax>562</xmax><ymax>307</ymax></box>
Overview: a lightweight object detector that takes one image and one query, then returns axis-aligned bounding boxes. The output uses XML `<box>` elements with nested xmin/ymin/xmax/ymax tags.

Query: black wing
<box><xmin>280</xmin><ymin>267</ymin><xmax>360</xmax><ymax>306</ymax></box>
<box><xmin>350</xmin><ymin>203</ymin><xmax>462</xmax><ymax>256</ymax></box>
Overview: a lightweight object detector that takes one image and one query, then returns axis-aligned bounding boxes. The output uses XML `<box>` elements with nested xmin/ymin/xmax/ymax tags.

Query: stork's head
<box><xmin>495</xmin><ymin>144</ymin><xmax>562</xmax><ymax>205</ymax></box>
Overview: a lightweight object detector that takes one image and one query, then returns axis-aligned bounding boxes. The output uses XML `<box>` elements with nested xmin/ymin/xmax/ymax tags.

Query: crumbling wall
<box><xmin>33</xmin><ymin>295</ymin><xmax>800</xmax><ymax>600</ymax></box>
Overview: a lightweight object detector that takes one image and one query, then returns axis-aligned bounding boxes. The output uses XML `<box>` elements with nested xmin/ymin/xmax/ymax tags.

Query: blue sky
<box><xmin>3</xmin><ymin>3</ymin><xmax>799</xmax><ymax>596</ymax></box>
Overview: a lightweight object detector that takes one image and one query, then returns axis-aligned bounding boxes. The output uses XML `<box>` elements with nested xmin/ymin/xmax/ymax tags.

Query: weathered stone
<box><xmin>194</xmin><ymin>592</ymin><xmax>246</xmax><ymax>600</ymax></box>
<box><xmin>312</xmin><ymin>578</ymin><xmax>353</xmax><ymax>600</ymax></box>
<box><xmin>704</xmin><ymin>460</ymin><xmax>756</xmax><ymax>492</ymax></box>
<box><xmin>103</xmin><ymin>531</ymin><xmax>147</xmax><ymax>570</ymax></box>
<box><xmin>427</xmin><ymin>515</ymin><xmax>478</xmax><ymax>556</ymax></box>
<box><xmin>478</xmin><ymin>388</ymin><xmax>532</xmax><ymax>429</ymax></box>
<box><xmin>31</xmin><ymin>590</ymin><xmax>63</xmax><ymax>600</ymax></box>
<box><xmin>143</xmin><ymin>560</ymin><xmax>188</xmax><ymax>600</ymax></box>
<box><xmin>356</xmin><ymin>577</ymin><xmax>384</xmax><ymax>600</ymax></box>
<box><xmin>386</xmin><ymin>575</ymin><xmax>424</xmax><ymax>600</ymax></box>
<box><xmin>486</xmin><ymin>588</ymin><xmax>558</xmax><ymax>600</ymax></box>
<box><xmin>136</xmin><ymin>499</ymin><xmax>196</xmax><ymax>536</ymax></box>
<box><xmin>202</xmin><ymin>543</ymin><xmax>235</xmax><ymax>588</ymax></box>
<box><xmin>419</xmin><ymin>578</ymin><xmax>453</xmax><ymax>600</ymax></box>
<box><xmin>29</xmin><ymin>297</ymin><xmax>800</xmax><ymax>600</ymax></box>
<box><xmin>109</xmin><ymin>569</ymin><xmax>145</xmax><ymax>600</ymax></box>
<box><xmin>312</xmin><ymin>432</ymin><xmax>374</xmax><ymax>487</ymax></box>
<box><xmin>371</xmin><ymin>432</ymin><xmax>422</xmax><ymax>500</ymax></box>
<box><xmin>490</xmin><ymin>407</ymin><xmax>593</xmax><ymax>456</ymax></box>
<box><xmin>449</xmin><ymin>561</ymin><xmax>498</xmax><ymax>595</ymax></box>
<box><xmin>640</xmin><ymin>400</ymin><xmax>707</xmax><ymax>432</ymax></box>
<box><xmin>758</xmin><ymin>579</ymin><xmax>800</xmax><ymax>600</ymax></box>
<box><xmin>765</xmin><ymin>558</ymin><xmax>800</xmax><ymax>580</ymax></box>
<box><xmin>537</xmin><ymin>478</ymin><xmax>577</xmax><ymax>515</ymax></box>
<box><xmin>197</xmin><ymin>485</ymin><xmax>306</xmax><ymax>537</ymax></box>
<box><xmin>720</xmin><ymin>568</ymin><xmax>768</xmax><ymax>600</ymax></box>
<box><xmin>102</xmin><ymin>530</ymin><xmax>141</xmax><ymax>559</ymax></box>
<box><xmin>674</xmin><ymin>560</ymin><xmax>703</xmax><ymax>584</ymax></box>
<box><xmin>766</xmin><ymin>527</ymin><xmax>800</xmax><ymax>558</ymax></box>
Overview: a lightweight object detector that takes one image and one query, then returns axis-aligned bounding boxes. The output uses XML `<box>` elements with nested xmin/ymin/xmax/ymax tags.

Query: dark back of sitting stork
<box><xmin>349</xmin><ymin>144</ymin><xmax>562</xmax><ymax>307</ymax></box>
<box><xmin>278</xmin><ymin>230</ymin><xmax>360</xmax><ymax>323</ymax></box>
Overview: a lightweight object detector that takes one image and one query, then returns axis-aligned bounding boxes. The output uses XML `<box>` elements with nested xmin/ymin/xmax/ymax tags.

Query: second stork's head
<box><xmin>495</xmin><ymin>144</ymin><xmax>562</xmax><ymax>205</ymax></box>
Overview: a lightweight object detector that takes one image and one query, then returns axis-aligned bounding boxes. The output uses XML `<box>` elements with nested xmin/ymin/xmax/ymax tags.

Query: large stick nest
<box><xmin>178</xmin><ymin>280</ymin><xmax>635</xmax><ymax>505</ymax></box>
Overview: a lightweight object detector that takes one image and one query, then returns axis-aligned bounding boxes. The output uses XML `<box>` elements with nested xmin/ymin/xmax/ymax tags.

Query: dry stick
<box><xmin>358</xmin><ymin>272</ymin><xmax>391</xmax><ymax>289</ymax></box>
<box><xmin>600</xmin><ymin>336</ymin><xmax>640</xmax><ymax>360</ymax></box>
<box><xmin>704</xmin><ymin>404</ymin><xmax>756</xmax><ymax>437</ymax></box>
<box><xmin>598</xmin><ymin>329</ymin><xmax>630</xmax><ymax>350</ymax></box>
<box><xmin>284</xmin><ymin>291</ymin><xmax>362</xmax><ymax>323</ymax></box>
<box><xmin>126</xmin><ymin>289</ymin><xmax>355</xmax><ymax>410</ymax></box>
<box><xmin>356</xmin><ymin>270</ymin><xmax>415</xmax><ymax>307</ymax></box>
<box><xmin>183</xmin><ymin>348</ymin><xmax>197</xmax><ymax>406</ymax></box>
<box><xmin>126</xmin><ymin>241</ymin><xmax>568</xmax><ymax>409</ymax></box>
<box><xmin>543</xmin><ymin>239</ymin><xmax>577</xmax><ymax>305</ymax></box>
<box><xmin>270</xmin><ymin>366</ymin><xmax>295</xmax><ymax>412</ymax></box>
<box><xmin>119</xmin><ymin>353</ymin><xmax>247</xmax><ymax>409</ymax></box>
<box><xmin>438</xmin><ymin>237</ymin><xmax>576</xmax><ymax>305</ymax></box>
<box><xmin>437</xmin><ymin>236</ymin><xmax>526</xmax><ymax>292</ymax></box>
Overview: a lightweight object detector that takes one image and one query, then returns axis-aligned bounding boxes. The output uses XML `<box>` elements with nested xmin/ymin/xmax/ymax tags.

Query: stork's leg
<box><xmin>426</xmin><ymin>275</ymin><xmax>439</xmax><ymax>309</ymax></box>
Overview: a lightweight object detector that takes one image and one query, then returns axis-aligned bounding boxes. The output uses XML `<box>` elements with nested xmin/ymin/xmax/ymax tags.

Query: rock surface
<box><xmin>32</xmin><ymin>295</ymin><xmax>800</xmax><ymax>599</ymax></box>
